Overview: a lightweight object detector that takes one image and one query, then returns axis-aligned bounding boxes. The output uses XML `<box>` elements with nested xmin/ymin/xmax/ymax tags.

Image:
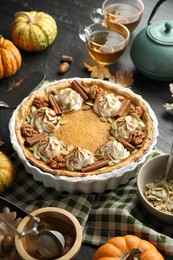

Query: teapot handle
<box><xmin>147</xmin><ymin>0</ymin><xmax>167</xmax><ymax>25</ymax></box>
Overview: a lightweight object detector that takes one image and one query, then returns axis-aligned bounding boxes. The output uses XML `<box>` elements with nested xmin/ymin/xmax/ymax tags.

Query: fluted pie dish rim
<box><xmin>9</xmin><ymin>78</ymin><xmax>158</xmax><ymax>193</ymax></box>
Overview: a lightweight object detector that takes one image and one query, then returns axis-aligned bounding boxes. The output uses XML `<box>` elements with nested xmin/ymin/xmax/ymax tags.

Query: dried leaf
<box><xmin>0</xmin><ymin>207</ymin><xmax>22</xmax><ymax>259</ymax></box>
<box><xmin>0</xmin><ymin>207</ymin><xmax>22</xmax><ymax>241</ymax></box>
<box><xmin>0</xmin><ymin>138</ymin><xmax>4</xmax><ymax>147</ymax></box>
<box><xmin>7</xmin><ymin>79</ymin><xmax>23</xmax><ymax>92</ymax></box>
<box><xmin>84</xmin><ymin>62</ymin><xmax>112</xmax><ymax>80</ymax></box>
<box><xmin>163</xmin><ymin>83</ymin><xmax>173</xmax><ymax>110</ymax></box>
<box><xmin>170</xmin><ymin>83</ymin><xmax>173</xmax><ymax>96</ymax></box>
<box><xmin>115</xmin><ymin>70</ymin><xmax>134</xmax><ymax>88</ymax></box>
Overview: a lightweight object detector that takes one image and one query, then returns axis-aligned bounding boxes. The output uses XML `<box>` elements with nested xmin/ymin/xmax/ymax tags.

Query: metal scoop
<box><xmin>153</xmin><ymin>135</ymin><xmax>173</xmax><ymax>201</ymax></box>
<box><xmin>0</xmin><ymin>199</ymin><xmax>65</xmax><ymax>259</ymax></box>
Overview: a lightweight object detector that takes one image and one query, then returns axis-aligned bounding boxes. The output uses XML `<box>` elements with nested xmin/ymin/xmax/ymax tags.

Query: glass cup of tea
<box><xmin>79</xmin><ymin>23</ymin><xmax>130</xmax><ymax>65</ymax></box>
<box><xmin>90</xmin><ymin>0</ymin><xmax>144</xmax><ymax>32</ymax></box>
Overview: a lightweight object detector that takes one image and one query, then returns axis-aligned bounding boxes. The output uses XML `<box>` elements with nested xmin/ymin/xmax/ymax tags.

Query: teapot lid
<box><xmin>147</xmin><ymin>20</ymin><xmax>173</xmax><ymax>45</ymax></box>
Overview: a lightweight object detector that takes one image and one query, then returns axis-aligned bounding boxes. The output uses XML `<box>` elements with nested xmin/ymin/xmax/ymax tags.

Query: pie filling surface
<box><xmin>15</xmin><ymin>78</ymin><xmax>155</xmax><ymax>177</ymax></box>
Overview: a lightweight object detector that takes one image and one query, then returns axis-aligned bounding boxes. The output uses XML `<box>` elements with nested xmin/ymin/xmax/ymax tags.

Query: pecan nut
<box><xmin>46</xmin><ymin>155</ymin><xmax>66</xmax><ymax>169</ymax></box>
<box><xmin>33</xmin><ymin>96</ymin><xmax>49</xmax><ymax>108</ymax></box>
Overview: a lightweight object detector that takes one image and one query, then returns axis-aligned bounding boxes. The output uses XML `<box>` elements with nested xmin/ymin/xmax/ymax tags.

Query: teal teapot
<box><xmin>130</xmin><ymin>0</ymin><xmax>173</xmax><ymax>81</ymax></box>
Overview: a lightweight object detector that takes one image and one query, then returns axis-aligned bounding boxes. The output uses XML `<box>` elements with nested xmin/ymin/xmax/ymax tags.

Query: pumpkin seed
<box><xmin>41</xmin><ymin>155</ymin><xmax>48</xmax><ymax>162</ymax></box>
<box><xmin>130</xmin><ymin>112</ymin><xmax>140</xmax><ymax>121</ymax></box>
<box><xmin>119</xmin><ymin>127</ymin><xmax>127</xmax><ymax>137</ymax></box>
<box><xmin>111</xmin><ymin>108</ymin><xmax>117</xmax><ymax>117</ymax></box>
<box><xmin>116</xmin><ymin>95</ymin><xmax>125</xmax><ymax>100</ymax></box>
<box><xmin>59</xmin><ymin>119</ymin><xmax>68</xmax><ymax>125</ymax></box>
<box><xmin>35</xmin><ymin>121</ymin><xmax>42</xmax><ymax>130</ymax></box>
<box><xmin>131</xmin><ymin>148</ymin><xmax>138</xmax><ymax>155</ymax></box>
<box><xmin>139</xmin><ymin>120</ymin><xmax>145</xmax><ymax>129</ymax></box>
<box><xmin>61</xmin><ymin>150</ymin><xmax>69</xmax><ymax>155</ymax></box>
<box><xmin>85</xmin><ymin>101</ymin><xmax>94</xmax><ymax>106</ymax></box>
<box><xmin>66</xmin><ymin>102</ymin><xmax>72</xmax><ymax>110</ymax></box>
<box><xmin>82</xmin><ymin>104</ymin><xmax>91</xmax><ymax>110</ymax></box>
<box><xmin>136</xmin><ymin>144</ymin><xmax>142</xmax><ymax>149</ymax></box>
<box><xmin>111</xmin><ymin>121</ymin><xmax>117</xmax><ymax>130</ymax></box>
<box><xmin>66</xmin><ymin>164</ymin><xmax>74</xmax><ymax>171</ymax></box>
<box><xmin>100</xmin><ymin>117</ymin><xmax>107</xmax><ymax>122</ymax></box>
<box><xmin>94</xmin><ymin>154</ymin><xmax>105</xmax><ymax>160</ymax></box>
<box><xmin>108</xmin><ymin>161</ymin><xmax>114</xmax><ymax>166</ymax></box>
<box><xmin>51</xmin><ymin>90</ymin><xmax>58</xmax><ymax>95</ymax></box>
<box><xmin>31</xmin><ymin>106</ymin><xmax>36</xmax><ymax>112</ymax></box>
<box><xmin>107</xmin><ymin>118</ymin><xmax>113</xmax><ymax>124</ymax></box>
<box><xmin>26</xmin><ymin>116</ymin><xmax>30</xmax><ymax>123</ymax></box>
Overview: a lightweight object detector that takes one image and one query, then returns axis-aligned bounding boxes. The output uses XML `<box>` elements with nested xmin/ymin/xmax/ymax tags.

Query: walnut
<box><xmin>129</xmin><ymin>106</ymin><xmax>143</xmax><ymax>117</ymax></box>
<box><xmin>131</xmin><ymin>129</ymin><xmax>145</xmax><ymax>145</ymax></box>
<box><xmin>33</xmin><ymin>96</ymin><xmax>49</xmax><ymax>108</ymax></box>
<box><xmin>89</xmin><ymin>85</ymin><xmax>104</xmax><ymax>99</ymax></box>
<box><xmin>46</xmin><ymin>156</ymin><xmax>66</xmax><ymax>169</ymax></box>
<box><xmin>21</xmin><ymin>124</ymin><xmax>38</xmax><ymax>137</ymax></box>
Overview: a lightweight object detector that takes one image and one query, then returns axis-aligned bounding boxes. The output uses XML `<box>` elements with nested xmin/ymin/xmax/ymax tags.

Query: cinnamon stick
<box><xmin>116</xmin><ymin>99</ymin><xmax>131</xmax><ymax>117</ymax></box>
<box><xmin>116</xmin><ymin>136</ymin><xmax>134</xmax><ymax>151</ymax></box>
<box><xmin>81</xmin><ymin>159</ymin><xmax>109</xmax><ymax>172</ymax></box>
<box><xmin>49</xmin><ymin>94</ymin><xmax>62</xmax><ymax>115</ymax></box>
<box><xmin>24</xmin><ymin>133</ymin><xmax>45</xmax><ymax>147</ymax></box>
<box><xmin>73</xmin><ymin>80</ymin><xmax>90</xmax><ymax>96</ymax></box>
<box><xmin>71</xmin><ymin>80</ymin><xmax>89</xmax><ymax>101</ymax></box>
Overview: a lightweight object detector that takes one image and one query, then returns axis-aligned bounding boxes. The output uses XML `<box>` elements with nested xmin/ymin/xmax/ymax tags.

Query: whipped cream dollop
<box><xmin>97</xmin><ymin>139</ymin><xmax>130</xmax><ymax>164</ymax></box>
<box><xmin>30</xmin><ymin>136</ymin><xmax>67</xmax><ymax>162</ymax></box>
<box><xmin>66</xmin><ymin>147</ymin><xmax>94</xmax><ymax>171</ymax></box>
<box><xmin>93</xmin><ymin>93</ymin><xmax>122</xmax><ymax>118</ymax></box>
<box><xmin>29</xmin><ymin>107</ymin><xmax>59</xmax><ymax>133</ymax></box>
<box><xmin>111</xmin><ymin>115</ymin><xmax>139</xmax><ymax>139</ymax></box>
<box><xmin>55</xmin><ymin>88</ymin><xmax>83</xmax><ymax>112</ymax></box>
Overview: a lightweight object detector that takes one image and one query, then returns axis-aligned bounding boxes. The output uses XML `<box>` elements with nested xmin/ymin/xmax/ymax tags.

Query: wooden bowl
<box><xmin>15</xmin><ymin>207</ymin><xmax>82</xmax><ymax>260</ymax></box>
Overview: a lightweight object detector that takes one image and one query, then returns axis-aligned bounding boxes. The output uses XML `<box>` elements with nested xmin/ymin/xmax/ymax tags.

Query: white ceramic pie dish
<box><xmin>9</xmin><ymin>78</ymin><xmax>159</xmax><ymax>193</ymax></box>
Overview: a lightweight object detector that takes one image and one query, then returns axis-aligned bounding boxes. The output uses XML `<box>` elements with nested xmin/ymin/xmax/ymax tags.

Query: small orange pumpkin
<box><xmin>0</xmin><ymin>36</ymin><xmax>22</xmax><ymax>79</ymax></box>
<box><xmin>0</xmin><ymin>151</ymin><xmax>15</xmax><ymax>192</ymax></box>
<box><xmin>93</xmin><ymin>235</ymin><xmax>164</xmax><ymax>260</ymax></box>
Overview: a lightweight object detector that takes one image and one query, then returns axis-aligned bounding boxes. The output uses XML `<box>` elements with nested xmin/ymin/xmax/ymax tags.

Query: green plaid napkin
<box><xmin>2</xmin><ymin>152</ymin><xmax>173</xmax><ymax>256</ymax></box>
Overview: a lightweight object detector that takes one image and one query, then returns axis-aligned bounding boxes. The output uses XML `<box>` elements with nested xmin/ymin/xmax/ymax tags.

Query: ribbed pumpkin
<box><xmin>0</xmin><ymin>36</ymin><xmax>22</xmax><ymax>79</ymax></box>
<box><xmin>0</xmin><ymin>151</ymin><xmax>15</xmax><ymax>192</ymax></box>
<box><xmin>93</xmin><ymin>235</ymin><xmax>164</xmax><ymax>260</ymax></box>
<box><xmin>11</xmin><ymin>11</ymin><xmax>58</xmax><ymax>52</ymax></box>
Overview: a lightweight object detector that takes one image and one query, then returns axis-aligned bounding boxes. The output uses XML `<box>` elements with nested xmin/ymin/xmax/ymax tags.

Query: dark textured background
<box><xmin>0</xmin><ymin>0</ymin><xmax>173</xmax><ymax>258</ymax></box>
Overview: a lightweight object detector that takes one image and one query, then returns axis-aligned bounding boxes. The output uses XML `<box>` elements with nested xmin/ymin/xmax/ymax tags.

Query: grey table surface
<box><xmin>0</xmin><ymin>0</ymin><xmax>173</xmax><ymax>259</ymax></box>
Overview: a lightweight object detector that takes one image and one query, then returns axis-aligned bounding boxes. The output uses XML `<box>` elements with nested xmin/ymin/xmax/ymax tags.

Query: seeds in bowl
<box><xmin>144</xmin><ymin>178</ymin><xmax>173</xmax><ymax>214</ymax></box>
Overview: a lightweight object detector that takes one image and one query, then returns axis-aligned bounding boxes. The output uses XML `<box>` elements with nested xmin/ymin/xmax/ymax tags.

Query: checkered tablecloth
<box><xmin>2</xmin><ymin>152</ymin><xmax>173</xmax><ymax>256</ymax></box>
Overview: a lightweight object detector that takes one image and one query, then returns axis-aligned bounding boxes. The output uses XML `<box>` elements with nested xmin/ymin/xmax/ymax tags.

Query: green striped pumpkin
<box><xmin>11</xmin><ymin>11</ymin><xmax>58</xmax><ymax>52</ymax></box>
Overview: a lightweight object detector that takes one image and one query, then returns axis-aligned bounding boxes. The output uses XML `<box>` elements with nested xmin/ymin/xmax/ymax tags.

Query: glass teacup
<box><xmin>79</xmin><ymin>23</ymin><xmax>130</xmax><ymax>65</ymax></box>
<box><xmin>91</xmin><ymin>0</ymin><xmax>144</xmax><ymax>32</ymax></box>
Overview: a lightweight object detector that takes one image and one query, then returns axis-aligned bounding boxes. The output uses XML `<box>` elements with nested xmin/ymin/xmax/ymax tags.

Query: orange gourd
<box><xmin>0</xmin><ymin>36</ymin><xmax>22</xmax><ymax>79</ymax></box>
<box><xmin>0</xmin><ymin>151</ymin><xmax>15</xmax><ymax>192</ymax></box>
<box><xmin>93</xmin><ymin>235</ymin><xmax>164</xmax><ymax>260</ymax></box>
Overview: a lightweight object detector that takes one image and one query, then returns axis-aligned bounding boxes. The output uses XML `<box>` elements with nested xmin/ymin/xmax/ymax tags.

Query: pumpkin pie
<box><xmin>14</xmin><ymin>78</ymin><xmax>155</xmax><ymax>177</ymax></box>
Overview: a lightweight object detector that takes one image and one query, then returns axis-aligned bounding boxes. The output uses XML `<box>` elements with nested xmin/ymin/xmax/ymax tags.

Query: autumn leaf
<box><xmin>115</xmin><ymin>70</ymin><xmax>134</xmax><ymax>88</ymax></box>
<box><xmin>84</xmin><ymin>62</ymin><xmax>112</xmax><ymax>80</ymax></box>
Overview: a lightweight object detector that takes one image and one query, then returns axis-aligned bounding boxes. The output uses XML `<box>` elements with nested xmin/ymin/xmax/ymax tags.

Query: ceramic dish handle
<box><xmin>147</xmin><ymin>0</ymin><xmax>167</xmax><ymax>25</ymax></box>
